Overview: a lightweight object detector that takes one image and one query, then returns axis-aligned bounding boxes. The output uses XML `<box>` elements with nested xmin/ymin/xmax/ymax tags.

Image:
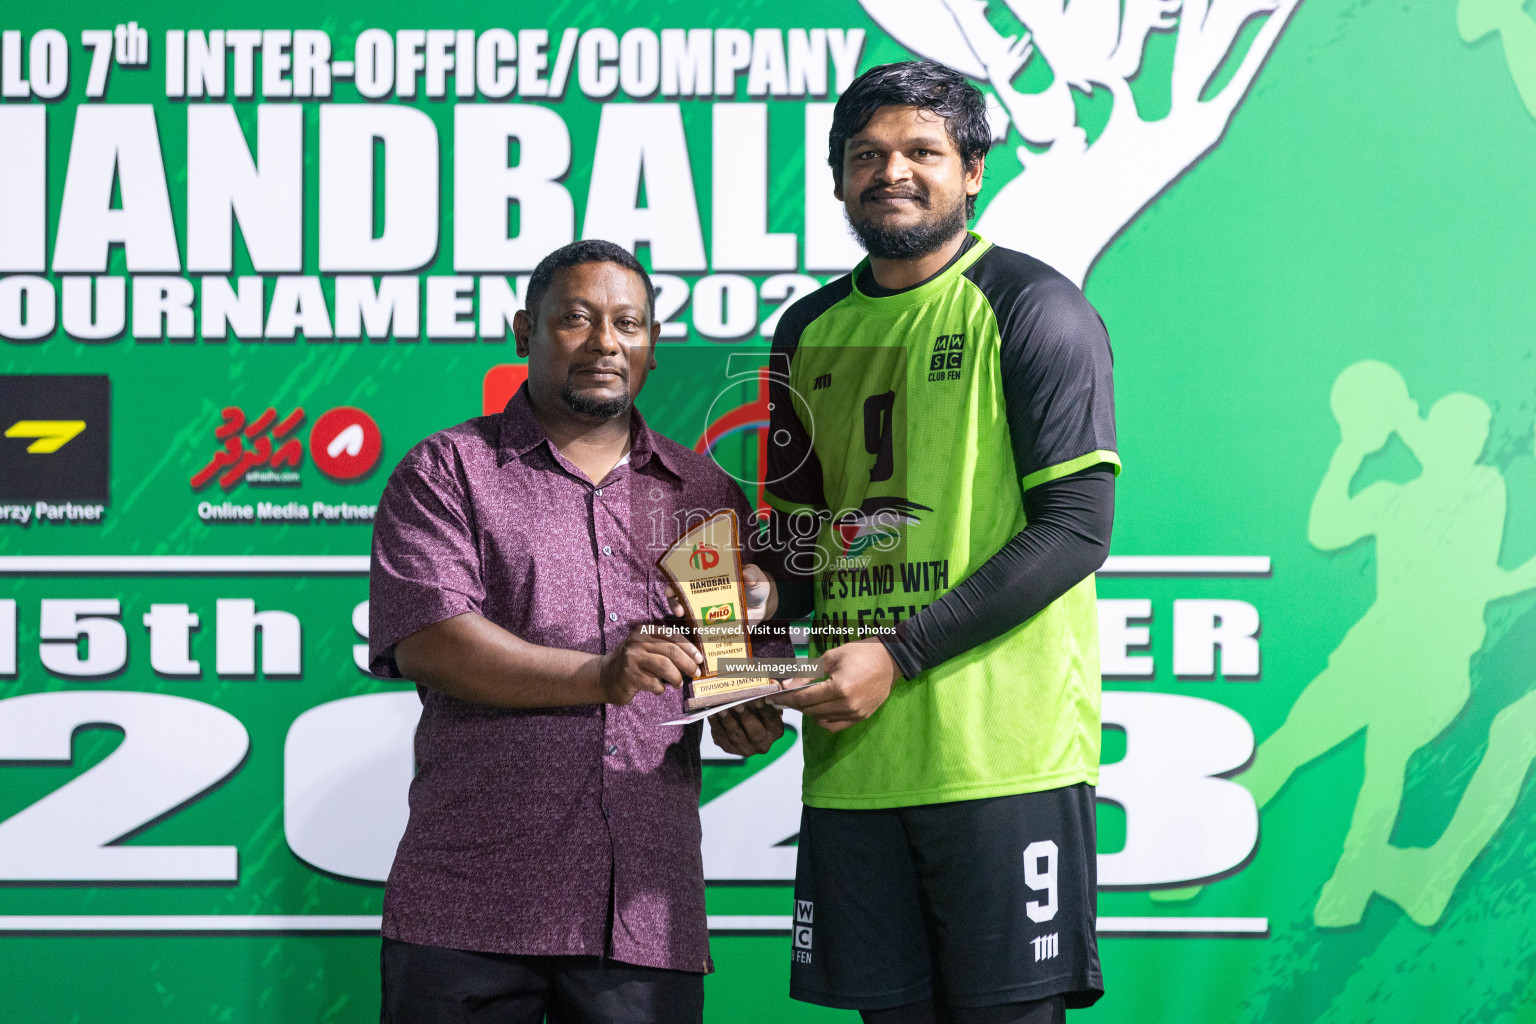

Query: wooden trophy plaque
<box><xmin>656</xmin><ymin>510</ymin><xmax>779</xmax><ymax>711</ymax></box>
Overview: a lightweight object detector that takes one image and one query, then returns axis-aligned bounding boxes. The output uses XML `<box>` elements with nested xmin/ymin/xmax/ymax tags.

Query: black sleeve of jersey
<box><xmin>879</xmin><ymin>465</ymin><xmax>1114</xmax><ymax>679</ymax></box>
<box><xmin>766</xmin><ymin>279</ymin><xmax>850</xmax><ymax>511</ymax></box>
<box><xmin>769</xmin><ymin>516</ymin><xmax>818</xmax><ymax>621</ymax></box>
<box><xmin>762</xmin><ymin>277</ymin><xmax>851</xmax><ymax>622</ymax></box>
<box><xmin>964</xmin><ymin>248</ymin><xmax>1118</xmax><ymax>487</ymax></box>
<box><xmin>876</xmin><ymin>249</ymin><xmax>1119</xmax><ymax>678</ymax></box>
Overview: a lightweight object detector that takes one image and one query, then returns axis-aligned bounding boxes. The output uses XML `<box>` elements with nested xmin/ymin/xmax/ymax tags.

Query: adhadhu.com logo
<box><xmin>190</xmin><ymin>405</ymin><xmax>382</xmax><ymax>491</ymax></box>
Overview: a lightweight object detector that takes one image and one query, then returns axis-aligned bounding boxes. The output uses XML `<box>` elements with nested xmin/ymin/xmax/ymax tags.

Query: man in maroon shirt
<box><xmin>368</xmin><ymin>239</ymin><xmax>782</xmax><ymax>1023</ymax></box>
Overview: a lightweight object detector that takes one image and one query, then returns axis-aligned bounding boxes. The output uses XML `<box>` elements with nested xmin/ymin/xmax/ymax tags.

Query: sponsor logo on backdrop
<box><xmin>308</xmin><ymin>407</ymin><xmax>384</xmax><ymax>481</ymax></box>
<box><xmin>191</xmin><ymin>404</ymin><xmax>382</xmax><ymax>525</ymax></box>
<box><xmin>482</xmin><ymin>364</ymin><xmax>531</xmax><ymax>416</ymax></box>
<box><xmin>191</xmin><ymin>407</ymin><xmax>306</xmax><ymax>490</ymax></box>
<box><xmin>0</xmin><ymin>374</ymin><xmax>110</xmax><ymax>526</ymax></box>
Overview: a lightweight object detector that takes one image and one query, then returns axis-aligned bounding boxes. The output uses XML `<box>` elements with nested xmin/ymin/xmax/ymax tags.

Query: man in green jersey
<box><xmin>710</xmin><ymin>62</ymin><xmax>1118</xmax><ymax>1023</ymax></box>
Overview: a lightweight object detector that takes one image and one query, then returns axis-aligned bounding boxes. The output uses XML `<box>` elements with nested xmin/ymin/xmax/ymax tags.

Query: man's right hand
<box><xmin>709</xmin><ymin>702</ymin><xmax>785</xmax><ymax>755</ymax></box>
<box><xmin>598</xmin><ymin>626</ymin><xmax>705</xmax><ymax>705</ymax></box>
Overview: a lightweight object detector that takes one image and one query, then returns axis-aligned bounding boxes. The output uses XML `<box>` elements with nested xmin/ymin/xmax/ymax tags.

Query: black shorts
<box><xmin>380</xmin><ymin>938</ymin><xmax>704</xmax><ymax>1024</ymax></box>
<box><xmin>790</xmin><ymin>785</ymin><xmax>1103</xmax><ymax>1012</ymax></box>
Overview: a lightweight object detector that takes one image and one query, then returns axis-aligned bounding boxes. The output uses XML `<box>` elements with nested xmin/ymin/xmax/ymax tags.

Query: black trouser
<box><xmin>381</xmin><ymin>938</ymin><xmax>705</xmax><ymax>1024</ymax></box>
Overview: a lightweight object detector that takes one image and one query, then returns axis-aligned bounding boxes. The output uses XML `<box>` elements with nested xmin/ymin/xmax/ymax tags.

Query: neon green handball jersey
<box><xmin>765</xmin><ymin>234</ymin><xmax>1120</xmax><ymax>810</ymax></box>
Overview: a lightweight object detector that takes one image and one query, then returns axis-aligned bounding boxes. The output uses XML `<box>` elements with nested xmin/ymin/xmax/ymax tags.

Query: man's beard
<box><xmin>560</xmin><ymin>381</ymin><xmax>632</xmax><ymax>420</ymax></box>
<box><xmin>847</xmin><ymin>187</ymin><xmax>968</xmax><ymax>260</ymax></box>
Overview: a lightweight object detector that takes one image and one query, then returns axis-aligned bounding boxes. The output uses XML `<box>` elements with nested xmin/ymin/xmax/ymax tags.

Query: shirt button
<box><xmin>609</xmin><ymin>612</ymin><xmax>618</xmax><ymax>621</ymax></box>
<box><xmin>606</xmin><ymin>745</ymin><xmax>618</xmax><ymax>756</ymax></box>
<box><xmin>602</xmin><ymin>545</ymin><xmax>612</xmax><ymax>555</ymax></box>
<box><xmin>595</xmin><ymin>488</ymin><xmax>603</xmax><ymax>497</ymax></box>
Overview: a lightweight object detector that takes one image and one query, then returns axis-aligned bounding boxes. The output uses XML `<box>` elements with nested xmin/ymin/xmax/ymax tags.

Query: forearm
<box><xmin>1311</xmin><ymin>447</ymin><xmax>1362</xmax><ymax>516</ymax></box>
<box><xmin>881</xmin><ymin>466</ymin><xmax>1114</xmax><ymax>678</ymax></box>
<box><xmin>394</xmin><ymin>612</ymin><xmax>606</xmax><ymax>708</ymax></box>
<box><xmin>1308</xmin><ymin>445</ymin><xmax>1375</xmax><ymax>548</ymax></box>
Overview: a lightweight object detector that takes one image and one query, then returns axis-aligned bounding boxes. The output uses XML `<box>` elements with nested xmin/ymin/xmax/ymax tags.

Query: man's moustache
<box><xmin>862</xmin><ymin>188</ymin><xmax>929</xmax><ymax>206</ymax></box>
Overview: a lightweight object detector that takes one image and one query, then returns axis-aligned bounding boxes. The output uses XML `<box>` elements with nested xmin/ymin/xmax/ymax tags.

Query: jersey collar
<box><xmin>847</xmin><ymin>232</ymin><xmax>993</xmax><ymax>314</ymax></box>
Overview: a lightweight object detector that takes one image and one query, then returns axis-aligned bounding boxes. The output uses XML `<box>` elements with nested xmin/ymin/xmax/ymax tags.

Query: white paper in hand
<box><xmin>659</xmin><ymin>678</ymin><xmax>820</xmax><ymax>726</ymax></box>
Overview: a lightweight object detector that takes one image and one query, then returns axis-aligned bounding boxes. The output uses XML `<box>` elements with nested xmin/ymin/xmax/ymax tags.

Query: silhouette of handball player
<box><xmin>1240</xmin><ymin>361</ymin><xmax>1536</xmax><ymax>927</ymax></box>
<box><xmin>1460</xmin><ymin>0</ymin><xmax>1536</xmax><ymax>118</ymax></box>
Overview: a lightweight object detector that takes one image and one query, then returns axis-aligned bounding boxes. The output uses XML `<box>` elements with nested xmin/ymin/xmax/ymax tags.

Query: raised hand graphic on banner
<box><xmin>1237</xmin><ymin>361</ymin><xmax>1536</xmax><ymax>928</ymax></box>
<box><xmin>860</xmin><ymin>0</ymin><xmax>1303</xmax><ymax>283</ymax></box>
<box><xmin>1460</xmin><ymin>0</ymin><xmax>1536</xmax><ymax>118</ymax></box>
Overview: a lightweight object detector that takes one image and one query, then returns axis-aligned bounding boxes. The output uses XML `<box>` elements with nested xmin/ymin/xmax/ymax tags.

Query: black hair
<box><xmin>828</xmin><ymin>61</ymin><xmax>991</xmax><ymax>218</ymax></box>
<box><xmin>523</xmin><ymin>239</ymin><xmax>656</xmax><ymax>323</ymax></box>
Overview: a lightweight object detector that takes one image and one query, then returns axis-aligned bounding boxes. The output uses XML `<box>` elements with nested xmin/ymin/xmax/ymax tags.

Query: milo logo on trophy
<box><xmin>657</xmin><ymin>510</ymin><xmax>778</xmax><ymax>712</ymax></box>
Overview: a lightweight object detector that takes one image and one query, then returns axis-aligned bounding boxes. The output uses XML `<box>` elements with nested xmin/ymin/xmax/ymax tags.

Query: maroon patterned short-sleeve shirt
<box><xmin>368</xmin><ymin>384</ymin><xmax>779</xmax><ymax>973</ymax></box>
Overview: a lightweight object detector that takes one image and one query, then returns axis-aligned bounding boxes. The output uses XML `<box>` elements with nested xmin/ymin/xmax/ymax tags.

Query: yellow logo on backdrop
<box><xmin>4</xmin><ymin>420</ymin><xmax>86</xmax><ymax>453</ymax></box>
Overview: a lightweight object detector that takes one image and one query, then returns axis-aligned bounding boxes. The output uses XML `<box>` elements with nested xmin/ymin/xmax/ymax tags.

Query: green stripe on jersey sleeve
<box><xmin>1019</xmin><ymin>449</ymin><xmax>1122</xmax><ymax>492</ymax></box>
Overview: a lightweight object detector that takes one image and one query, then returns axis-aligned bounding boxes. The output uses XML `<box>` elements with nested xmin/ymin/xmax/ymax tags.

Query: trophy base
<box><xmin>685</xmin><ymin>677</ymin><xmax>780</xmax><ymax>713</ymax></box>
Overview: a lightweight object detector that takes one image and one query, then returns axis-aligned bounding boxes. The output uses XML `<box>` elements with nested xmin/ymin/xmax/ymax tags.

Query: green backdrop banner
<box><xmin>2</xmin><ymin>1</ymin><xmax>1535</xmax><ymax>1021</ymax></box>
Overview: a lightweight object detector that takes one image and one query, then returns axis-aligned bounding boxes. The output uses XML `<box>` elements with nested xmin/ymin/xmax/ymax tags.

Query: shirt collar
<box><xmin>497</xmin><ymin>382</ymin><xmax>685</xmax><ymax>480</ymax></box>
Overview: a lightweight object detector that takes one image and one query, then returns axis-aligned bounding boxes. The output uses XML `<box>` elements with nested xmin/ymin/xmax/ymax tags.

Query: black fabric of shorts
<box><xmin>789</xmin><ymin>784</ymin><xmax>1103</xmax><ymax>1012</ymax></box>
<box><xmin>863</xmin><ymin>992</ymin><xmax>1065</xmax><ymax>1024</ymax></box>
<box><xmin>380</xmin><ymin>938</ymin><xmax>704</xmax><ymax>1024</ymax></box>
